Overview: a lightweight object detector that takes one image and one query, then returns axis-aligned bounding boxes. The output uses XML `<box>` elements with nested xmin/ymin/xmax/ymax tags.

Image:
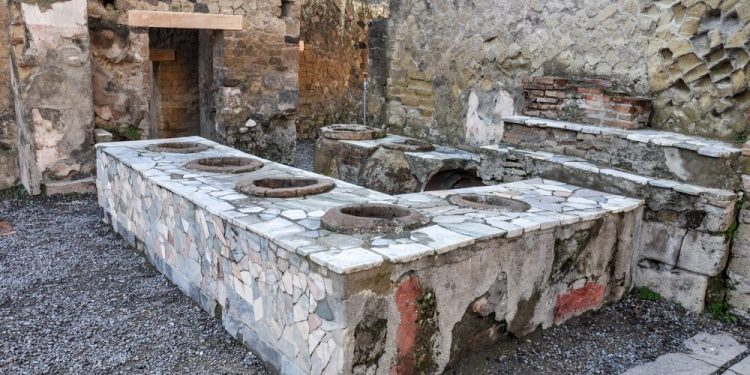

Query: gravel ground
<box><xmin>2</xmin><ymin>184</ymin><xmax>749</xmax><ymax>375</ymax></box>
<box><xmin>294</xmin><ymin>139</ymin><xmax>316</xmax><ymax>172</ymax></box>
<box><xmin>0</xmin><ymin>189</ymin><xmax>269</xmax><ymax>375</ymax></box>
<box><xmin>448</xmin><ymin>296</ymin><xmax>750</xmax><ymax>374</ymax></box>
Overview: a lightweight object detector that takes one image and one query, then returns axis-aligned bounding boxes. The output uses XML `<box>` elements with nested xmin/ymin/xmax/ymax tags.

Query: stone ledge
<box><xmin>45</xmin><ymin>178</ymin><xmax>96</xmax><ymax>195</ymax></box>
<box><xmin>481</xmin><ymin>145</ymin><xmax>738</xmax><ymax>202</ymax></box>
<box><xmin>501</xmin><ymin>116</ymin><xmax>741</xmax><ymax>190</ymax></box>
<box><xmin>128</xmin><ymin>11</ymin><xmax>243</xmax><ymax>30</ymax></box>
<box><xmin>502</xmin><ymin>115</ymin><xmax>741</xmax><ymax>158</ymax></box>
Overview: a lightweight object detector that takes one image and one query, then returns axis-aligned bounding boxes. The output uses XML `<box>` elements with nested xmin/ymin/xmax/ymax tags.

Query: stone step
<box><xmin>501</xmin><ymin>115</ymin><xmax>742</xmax><ymax>190</ymax></box>
<box><xmin>622</xmin><ymin>332</ymin><xmax>747</xmax><ymax>375</ymax></box>
<box><xmin>480</xmin><ymin>145</ymin><xmax>740</xmax><ymax>312</ymax></box>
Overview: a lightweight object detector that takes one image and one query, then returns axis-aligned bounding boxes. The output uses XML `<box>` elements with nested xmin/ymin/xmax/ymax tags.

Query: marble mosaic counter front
<box><xmin>97</xmin><ymin>137</ymin><xmax>644</xmax><ymax>374</ymax></box>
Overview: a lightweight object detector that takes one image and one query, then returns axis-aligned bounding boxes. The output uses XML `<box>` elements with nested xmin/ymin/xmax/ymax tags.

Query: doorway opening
<box><xmin>149</xmin><ymin>28</ymin><xmax>217</xmax><ymax>139</ymax></box>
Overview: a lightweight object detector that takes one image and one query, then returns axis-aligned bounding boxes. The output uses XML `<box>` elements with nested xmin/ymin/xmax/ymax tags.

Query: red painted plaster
<box><xmin>391</xmin><ymin>274</ymin><xmax>422</xmax><ymax>375</ymax></box>
<box><xmin>554</xmin><ymin>282</ymin><xmax>606</xmax><ymax>323</ymax></box>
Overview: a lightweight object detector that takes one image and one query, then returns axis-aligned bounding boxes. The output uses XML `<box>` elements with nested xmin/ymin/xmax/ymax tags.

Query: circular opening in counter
<box><xmin>382</xmin><ymin>139</ymin><xmax>435</xmax><ymax>152</ymax></box>
<box><xmin>321</xmin><ymin>203</ymin><xmax>429</xmax><ymax>234</ymax></box>
<box><xmin>320</xmin><ymin>124</ymin><xmax>386</xmax><ymax>140</ymax></box>
<box><xmin>185</xmin><ymin>157</ymin><xmax>264</xmax><ymax>174</ymax></box>
<box><xmin>237</xmin><ymin>177</ymin><xmax>335</xmax><ymax>198</ymax></box>
<box><xmin>447</xmin><ymin>194</ymin><xmax>531</xmax><ymax>212</ymax></box>
<box><xmin>147</xmin><ymin>142</ymin><xmax>210</xmax><ymax>153</ymax></box>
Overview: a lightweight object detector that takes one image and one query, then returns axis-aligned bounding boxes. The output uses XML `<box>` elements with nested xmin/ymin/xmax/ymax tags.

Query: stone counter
<box><xmin>314</xmin><ymin>133</ymin><xmax>482</xmax><ymax>194</ymax></box>
<box><xmin>97</xmin><ymin>137</ymin><xmax>643</xmax><ymax>374</ymax></box>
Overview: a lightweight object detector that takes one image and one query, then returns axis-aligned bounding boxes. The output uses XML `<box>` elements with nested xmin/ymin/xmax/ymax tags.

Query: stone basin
<box><xmin>185</xmin><ymin>157</ymin><xmax>264</xmax><ymax>174</ymax></box>
<box><xmin>448</xmin><ymin>193</ymin><xmax>532</xmax><ymax>212</ymax></box>
<box><xmin>147</xmin><ymin>141</ymin><xmax>210</xmax><ymax>154</ymax></box>
<box><xmin>321</xmin><ymin>203</ymin><xmax>429</xmax><ymax>234</ymax></box>
<box><xmin>237</xmin><ymin>177</ymin><xmax>335</xmax><ymax>198</ymax></box>
<box><xmin>382</xmin><ymin>138</ymin><xmax>435</xmax><ymax>152</ymax></box>
<box><xmin>320</xmin><ymin>124</ymin><xmax>386</xmax><ymax>140</ymax></box>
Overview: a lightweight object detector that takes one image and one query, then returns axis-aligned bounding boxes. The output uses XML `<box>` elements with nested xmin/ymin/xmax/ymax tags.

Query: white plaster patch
<box><xmin>21</xmin><ymin>0</ymin><xmax>87</xmax><ymax>29</ymax></box>
<box><xmin>464</xmin><ymin>89</ymin><xmax>513</xmax><ymax>147</ymax></box>
<box><xmin>662</xmin><ymin>147</ymin><xmax>690</xmax><ymax>182</ymax></box>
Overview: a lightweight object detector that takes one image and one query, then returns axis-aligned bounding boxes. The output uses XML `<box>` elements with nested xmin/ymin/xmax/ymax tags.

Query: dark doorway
<box><xmin>149</xmin><ymin>28</ymin><xmax>201</xmax><ymax>138</ymax></box>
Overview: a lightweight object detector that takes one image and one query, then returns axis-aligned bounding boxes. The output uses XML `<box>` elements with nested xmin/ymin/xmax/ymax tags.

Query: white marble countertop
<box><xmin>98</xmin><ymin>137</ymin><xmax>644</xmax><ymax>275</ymax></box>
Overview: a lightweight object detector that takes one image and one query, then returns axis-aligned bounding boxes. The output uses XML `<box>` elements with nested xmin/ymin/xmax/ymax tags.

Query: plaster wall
<box><xmin>383</xmin><ymin>0</ymin><xmax>750</xmax><ymax>147</ymax></box>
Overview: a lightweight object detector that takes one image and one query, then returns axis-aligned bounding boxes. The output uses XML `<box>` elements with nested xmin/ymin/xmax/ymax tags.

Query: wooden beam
<box><xmin>128</xmin><ymin>11</ymin><xmax>243</xmax><ymax>30</ymax></box>
<box><xmin>149</xmin><ymin>49</ymin><xmax>175</xmax><ymax>61</ymax></box>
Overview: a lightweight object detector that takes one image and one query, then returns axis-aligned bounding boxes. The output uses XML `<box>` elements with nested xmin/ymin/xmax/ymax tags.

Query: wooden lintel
<box><xmin>149</xmin><ymin>49</ymin><xmax>175</xmax><ymax>61</ymax></box>
<box><xmin>128</xmin><ymin>10</ymin><xmax>243</xmax><ymax>30</ymax></box>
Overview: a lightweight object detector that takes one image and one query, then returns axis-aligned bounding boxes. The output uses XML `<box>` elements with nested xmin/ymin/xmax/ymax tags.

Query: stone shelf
<box><xmin>501</xmin><ymin>115</ymin><xmax>742</xmax><ymax>190</ymax></box>
<box><xmin>503</xmin><ymin>115</ymin><xmax>741</xmax><ymax>158</ymax></box>
<box><xmin>481</xmin><ymin>145</ymin><xmax>737</xmax><ymax>201</ymax></box>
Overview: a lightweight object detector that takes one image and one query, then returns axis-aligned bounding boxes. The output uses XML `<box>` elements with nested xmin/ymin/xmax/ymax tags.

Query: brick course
<box><xmin>522</xmin><ymin>76</ymin><xmax>652</xmax><ymax>129</ymax></box>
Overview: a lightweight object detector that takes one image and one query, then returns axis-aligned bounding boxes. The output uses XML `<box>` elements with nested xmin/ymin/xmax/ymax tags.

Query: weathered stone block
<box><xmin>732</xmin><ymin>222</ymin><xmax>750</xmax><ymax>258</ymax></box>
<box><xmin>636</xmin><ymin>221</ymin><xmax>685</xmax><ymax>266</ymax></box>
<box><xmin>727</xmin><ymin>291</ymin><xmax>750</xmax><ymax>319</ymax></box>
<box><xmin>45</xmin><ymin>178</ymin><xmax>97</xmax><ymax>195</ymax></box>
<box><xmin>677</xmin><ymin>231</ymin><xmax>730</xmax><ymax>276</ymax></box>
<box><xmin>633</xmin><ymin>266</ymin><xmax>708</xmax><ymax>312</ymax></box>
<box><xmin>727</xmin><ymin>256</ymin><xmax>750</xmax><ymax>293</ymax></box>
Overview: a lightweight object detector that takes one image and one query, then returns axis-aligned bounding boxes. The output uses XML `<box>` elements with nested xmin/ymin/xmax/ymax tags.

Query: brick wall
<box><xmin>386</xmin><ymin>70</ymin><xmax>436</xmax><ymax>140</ymax></box>
<box><xmin>86</xmin><ymin>0</ymin><xmax>300</xmax><ymax>164</ymax></box>
<box><xmin>150</xmin><ymin>28</ymin><xmax>201</xmax><ymax>138</ymax></box>
<box><xmin>522</xmin><ymin>76</ymin><xmax>652</xmax><ymax>129</ymax></box>
<box><xmin>297</xmin><ymin>0</ymin><xmax>371</xmax><ymax>139</ymax></box>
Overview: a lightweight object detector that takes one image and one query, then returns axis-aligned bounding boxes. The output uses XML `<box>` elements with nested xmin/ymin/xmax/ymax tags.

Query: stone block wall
<box><xmin>648</xmin><ymin>0</ymin><xmax>750</xmax><ymax>140</ymax></box>
<box><xmin>86</xmin><ymin>0</ymin><xmax>300</xmax><ymax>164</ymax></box>
<box><xmin>9</xmin><ymin>0</ymin><xmax>96</xmax><ymax>195</ymax></box>
<box><xmin>382</xmin><ymin>0</ymin><xmax>750</xmax><ymax>147</ymax></box>
<box><xmin>480</xmin><ymin>145</ymin><xmax>740</xmax><ymax>312</ymax></box>
<box><xmin>297</xmin><ymin>0</ymin><xmax>371</xmax><ymax>139</ymax></box>
<box><xmin>729</xmin><ymin>192</ymin><xmax>750</xmax><ymax>318</ymax></box>
<box><xmin>88</xmin><ymin>5</ymin><xmax>151</xmax><ymax>140</ymax></box>
<box><xmin>0</xmin><ymin>3</ymin><xmax>18</xmax><ymax>189</ymax></box>
<box><xmin>522</xmin><ymin>76</ymin><xmax>652</xmax><ymax>129</ymax></box>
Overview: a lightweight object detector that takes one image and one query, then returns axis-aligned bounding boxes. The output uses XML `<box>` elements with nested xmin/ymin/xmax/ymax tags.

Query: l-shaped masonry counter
<box><xmin>97</xmin><ymin>137</ymin><xmax>644</xmax><ymax>375</ymax></box>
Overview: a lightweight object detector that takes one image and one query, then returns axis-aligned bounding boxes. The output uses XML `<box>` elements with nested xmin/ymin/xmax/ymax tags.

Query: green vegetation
<box><xmin>0</xmin><ymin>185</ymin><xmax>27</xmax><ymax>201</ymax></box>
<box><xmin>120</xmin><ymin>126</ymin><xmax>142</xmax><ymax>141</ymax></box>
<box><xmin>100</xmin><ymin>125</ymin><xmax>142</xmax><ymax>141</ymax></box>
<box><xmin>634</xmin><ymin>287</ymin><xmax>662</xmax><ymax>301</ymax></box>
<box><xmin>705</xmin><ymin>301</ymin><xmax>737</xmax><ymax>323</ymax></box>
<box><xmin>735</xmin><ymin>132</ymin><xmax>748</xmax><ymax>144</ymax></box>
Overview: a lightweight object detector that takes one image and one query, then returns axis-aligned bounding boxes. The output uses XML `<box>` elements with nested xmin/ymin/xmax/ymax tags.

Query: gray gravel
<box><xmin>447</xmin><ymin>295</ymin><xmax>750</xmax><ymax>374</ymax></box>
<box><xmin>0</xmin><ymin>189</ymin><xmax>269</xmax><ymax>375</ymax></box>
<box><xmin>294</xmin><ymin>139</ymin><xmax>316</xmax><ymax>172</ymax></box>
